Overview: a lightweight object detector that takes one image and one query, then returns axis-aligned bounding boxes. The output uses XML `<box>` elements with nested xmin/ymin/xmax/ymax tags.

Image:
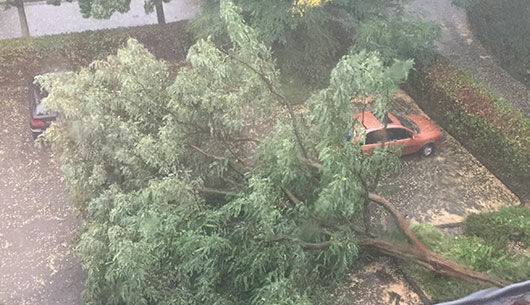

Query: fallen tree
<box><xmin>39</xmin><ymin>1</ymin><xmax>509</xmax><ymax>304</ymax></box>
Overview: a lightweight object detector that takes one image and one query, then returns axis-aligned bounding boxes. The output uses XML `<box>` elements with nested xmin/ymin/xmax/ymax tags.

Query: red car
<box><xmin>352</xmin><ymin>112</ymin><xmax>441</xmax><ymax>156</ymax></box>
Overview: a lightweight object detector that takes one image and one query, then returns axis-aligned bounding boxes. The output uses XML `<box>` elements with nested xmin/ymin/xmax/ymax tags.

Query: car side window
<box><xmin>365</xmin><ymin>130</ymin><xmax>387</xmax><ymax>144</ymax></box>
<box><xmin>387</xmin><ymin>128</ymin><xmax>412</xmax><ymax>141</ymax></box>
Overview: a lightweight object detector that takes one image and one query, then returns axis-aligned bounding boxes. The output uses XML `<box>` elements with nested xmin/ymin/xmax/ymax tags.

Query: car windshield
<box><xmin>392</xmin><ymin>113</ymin><xmax>419</xmax><ymax>133</ymax></box>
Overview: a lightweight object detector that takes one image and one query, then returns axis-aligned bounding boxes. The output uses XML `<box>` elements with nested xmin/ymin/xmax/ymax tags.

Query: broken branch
<box><xmin>368</xmin><ymin>193</ymin><xmax>429</xmax><ymax>254</ymax></box>
<box><xmin>281</xmin><ymin>186</ymin><xmax>300</xmax><ymax>205</ymax></box>
<box><xmin>359</xmin><ymin>237</ymin><xmax>510</xmax><ymax>287</ymax></box>
<box><xmin>188</xmin><ymin>143</ymin><xmax>246</xmax><ymax>178</ymax></box>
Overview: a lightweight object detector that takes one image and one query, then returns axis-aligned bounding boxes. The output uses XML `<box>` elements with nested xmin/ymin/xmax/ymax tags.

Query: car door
<box><xmin>386</xmin><ymin>128</ymin><xmax>414</xmax><ymax>155</ymax></box>
<box><xmin>362</xmin><ymin>130</ymin><xmax>387</xmax><ymax>154</ymax></box>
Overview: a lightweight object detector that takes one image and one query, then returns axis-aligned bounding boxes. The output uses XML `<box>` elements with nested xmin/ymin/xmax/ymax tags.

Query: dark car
<box><xmin>28</xmin><ymin>78</ymin><xmax>57</xmax><ymax>139</ymax></box>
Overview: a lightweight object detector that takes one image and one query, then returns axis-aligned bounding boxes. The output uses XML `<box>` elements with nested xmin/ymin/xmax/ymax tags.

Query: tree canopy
<box><xmin>38</xmin><ymin>1</ymin><xmax>503</xmax><ymax>304</ymax></box>
<box><xmin>189</xmin><ymin>0</ymin><xmax>438</xmax><ymax>84</ymax></box>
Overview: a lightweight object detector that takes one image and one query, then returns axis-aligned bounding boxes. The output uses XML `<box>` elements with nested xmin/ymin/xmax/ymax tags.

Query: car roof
<box><xmin>354</xmin><ymin>112</ymin><xmax>401</xmax><ymax>130</ymax></box>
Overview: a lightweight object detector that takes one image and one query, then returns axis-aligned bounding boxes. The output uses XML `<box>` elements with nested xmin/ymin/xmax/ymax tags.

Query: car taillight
<box><xmin>31</xmin><ymin>119</ymin><xmax>46</xmax><ymax>127</ymax></box>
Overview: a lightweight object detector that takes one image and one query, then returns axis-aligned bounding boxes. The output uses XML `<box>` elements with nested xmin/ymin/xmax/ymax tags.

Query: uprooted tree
<box><xmin>38</xmin><ymin>1</ymin><xmax>508</xmax><ymax>304</ymax></box>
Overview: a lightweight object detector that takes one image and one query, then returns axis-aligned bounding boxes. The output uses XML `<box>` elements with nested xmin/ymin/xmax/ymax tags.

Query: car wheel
<box><xmin>32</xmin><ymin>132</ymin><xmax>39</xmax><ymax>140</ymax></box>
<box><xmin>420</xmin><ymin>143</ymin><xmax>434</xmax><ymax>157</ymax></box>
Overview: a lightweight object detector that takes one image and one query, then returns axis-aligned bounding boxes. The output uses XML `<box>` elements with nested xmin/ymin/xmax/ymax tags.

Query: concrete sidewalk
<box><xmin>0</xmin><ymin>0</ymin><xmax>200</xmax><ymax>39</ymax></box>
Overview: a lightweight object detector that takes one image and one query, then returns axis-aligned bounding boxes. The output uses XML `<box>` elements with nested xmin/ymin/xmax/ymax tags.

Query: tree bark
<box><xmin>298</xmin><ymin>158</ymin><xmax>514</xmax><ymax>287</ymax></box>
<box><xmin>368</xmin><ymin>193</ymin><xmax>429</xmax><ymax>253</ymax></box>
<box><xmin>15</xmin><ymin>0</ymin><xmax>30</xmax><ymax>37</ymax></box>
<box><xmin>359</xmin><ymin>237</ymin><xmax>510</xmax><ymax>287</ymax></box>
<box><xmin>155</xmin><ymin>1</ymin><xmax>166</xmax><ymax>25</ymax></box>
<box><xmin>365</xmin><ymin>193</ymin><xmax>510</xmax><ymax>288</ymax></box>
<box><xmin>281</xmin><ymin>186</ymin><xmax>300</xmax><ymax>205</ymax></box>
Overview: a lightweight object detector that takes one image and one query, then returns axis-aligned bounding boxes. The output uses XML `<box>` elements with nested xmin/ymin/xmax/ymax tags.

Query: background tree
<box><xmin>0</xmin><ymin>0</ymin><xmax>30</xmax><ymax>37</ymax></box>
<box><xmin>46</xmin><ymin>0</ymin><xmax>169</xmax><ymax>24</ymax></box>
<box><xmin>38</xmin><ymin>1</ymin><xmax>505</xmax><ymax>304</ymax></box>
<box><xmin>0</xmin><ymin>0</ymin><xmax>171</xmax><ymax>39</ymax></box>
<box><xmin>144</xmin><ymin>0</ymin><xmax>169</xmax><ymax>24</ymax></box>
<box><xmin>190</xmin><ymin>0</ymin><xmax>439</xmax><ymax>85</ymax></box>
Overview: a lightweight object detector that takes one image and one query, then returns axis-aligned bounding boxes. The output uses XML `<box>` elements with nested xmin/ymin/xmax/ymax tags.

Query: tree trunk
<box><xmin>15</xmin><ymin>0</ymin><xmax>30</xmax><ymax>37</ymax></box>
<box><xmin>359</xmin><ymin>237</ymin><xmax>510</xmax><ymax>287</ymax></box>
<box><xmin>155</xmin><ymin>1</ymin><xmax>165</xmax><ymax>25</ymax></box>
<box><xmin>365</xmin><ymin>193</ymin><xmax>511</xmax><ymax>288</ymax></box>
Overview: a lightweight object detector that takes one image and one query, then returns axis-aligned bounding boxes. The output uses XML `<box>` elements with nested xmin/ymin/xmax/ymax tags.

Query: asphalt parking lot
<box><xmin>383</xmin><ymin>91</ymin><xmax>519</xmax><ymax>226</ymax></box>
<box><xmin>0</xmin><ymin>86</ymin><xmax>519</xmax><ymax>305</ymax></box>
<box><xmin>0</xmin><ymin>86</ymin><xmax>84</xmax><ymax>305</ymax></box>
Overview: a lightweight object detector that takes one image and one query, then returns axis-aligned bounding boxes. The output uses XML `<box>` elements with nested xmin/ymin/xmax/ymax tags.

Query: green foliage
<box><xmin>400</xmin><ymin>262</ymin><xmax>483</xmax><ymax>303</ymax></box>
<box><xmin>443</xmin><ymin>111</ymin><xmax>530</xmax><ymax>195</ymax></box>
<box><xmin>404</xmin><ymin>223</ymin><xmax>530</xmax><ymax>302</ymax></box>
<box><xmin>405</xmin><ymin>54</ymin><xmax>530</xmax><ymax>201</ymax></box>
<box><xmin>307</xmin><ymin>50</ymin><xmax>413</xmax><ymax>142</ymax></box>
<box><xmin>466</xmin><ymin>206</ymin><xmax>530</xmax><ymax>249</ymax></box>
<box><xmin>189</xmin><ymin>0</ymin><xmax>430</xmax><ymax>85</ymax></box>
<box><xmin>0</xmin><ymin>0</ymin><xmax>13</xmax><ymax>8</ymax></box>
<box><xmin>451</xmin><ymin>0</ymin><xmax>474</xmax><ymax>8</ymax></box>
<box><xmin>353</xmin><ymin>18</ymin><xmax>440</xmax><ymax>64</ymax></box>
<box><xmin>0</xmin><ymin>21</ymin><xmax>191</xmax><ymax>87</ymax></box>
<box><xmin>40</xmin><ymin>1</ymin><xmax>413</xmax><ymax>304</ymax></box>
<box><xmin>465</xmin><ymin>0</ymin><xmax>530</xmax><ymax>87</ymax></box>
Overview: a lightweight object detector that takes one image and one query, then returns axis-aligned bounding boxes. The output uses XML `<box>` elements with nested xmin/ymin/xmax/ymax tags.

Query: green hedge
<box><xmin>405</xmin><ymin>54</ymin><xmax>530</xmax><ymax>202</ymax></box>
<box><xmin>0</xmin><ymin>21</ymin><xmax>192</xmax><ymax>86</ymax></box>
<box><xmin>466</xmin><ymin>205</ymin><xmax>530</xmax><ymax>249</ymax></box>
<box><xmin>466</xmin><ymin>0</ymin><xmax>530</xmax><ymax>87</ymax></box>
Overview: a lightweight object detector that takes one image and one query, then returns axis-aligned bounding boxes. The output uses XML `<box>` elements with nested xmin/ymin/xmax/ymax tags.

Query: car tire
<box><xmin>420</xmin><ymin>143</ymin><xmax>435</xmax><ymax>157</ymax></box>
<box><xmin>32</xmin><ymin>132</ymin><xmax>39</xmax><ymax>140</ymax></box>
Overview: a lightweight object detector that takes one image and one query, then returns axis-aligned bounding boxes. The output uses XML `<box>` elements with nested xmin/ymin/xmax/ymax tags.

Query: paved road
<box><xmin>0</xmin><ymin>0</ymin><xmax>200</xmax><ymax>39</ymax></box>
<box><xmin>407</xmin><ymin>0</ymin><xmax>530</xmax><ymax>116</ymax></box>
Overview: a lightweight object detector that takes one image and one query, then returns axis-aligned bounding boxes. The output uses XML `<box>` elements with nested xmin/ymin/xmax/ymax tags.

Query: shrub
<box><xmin>400</xmin><ymin>262</ymin><xmax>483</xmax><ymax>303</ymax></box>
<box><xmin>0</xmin><ymin>21</ymin><xmax>192</xmax><ymax>86</ymax></box>
<box><xmin>353</xmin><ymin>18</ymin><xmax>440</xmax><ymax>65</ymax></box>
<box><xmin>466</xmin><ymin>206</ymin><xmax>530</xmax><ymax>249</ymax></box>
<box><xmin>405</xmin><ymin>54</ymin><xmax>530</xmax><ymax>202</ymax></box>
